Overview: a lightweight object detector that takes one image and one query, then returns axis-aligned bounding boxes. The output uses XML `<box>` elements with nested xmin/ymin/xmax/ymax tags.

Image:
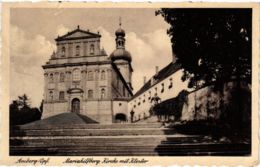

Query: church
<box><xmin>42</xmin><ymin>24</ymin><xmax>133</xmax><ymax>124</ymax></box>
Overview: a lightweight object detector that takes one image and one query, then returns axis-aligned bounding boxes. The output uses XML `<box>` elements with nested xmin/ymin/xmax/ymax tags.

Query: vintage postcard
<box><xmin>0</xmin><ymin>2</ymin><xmax>259</xmax><ymax>166</ymax></box>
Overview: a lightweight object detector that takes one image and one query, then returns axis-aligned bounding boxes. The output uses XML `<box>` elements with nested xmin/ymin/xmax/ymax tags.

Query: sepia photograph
<box><xmin>1</xmin><ymin>2</ymin><xmax>259</xmax><ymax>166</ymax></box>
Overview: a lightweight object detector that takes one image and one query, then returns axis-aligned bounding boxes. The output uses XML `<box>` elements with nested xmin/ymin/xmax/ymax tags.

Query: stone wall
<box><xmin>181</xmin><ymin>81</ymin><xmax>251</xmax><ymax>123</ymax></box>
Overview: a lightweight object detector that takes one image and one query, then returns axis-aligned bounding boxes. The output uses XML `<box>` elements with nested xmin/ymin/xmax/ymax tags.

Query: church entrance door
<box><xmin>71</xmin><ymin>98</ymin><xmax>80</xmax><ymax>113</ymax></box>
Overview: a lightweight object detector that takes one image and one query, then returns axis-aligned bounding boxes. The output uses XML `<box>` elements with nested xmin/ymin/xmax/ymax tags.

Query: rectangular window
<box><xmin>84</xmin><ymin>42</ymin><xmax>87</xmax><ymax>56</ymax></box>
<box><xmin>68</xmin><ymin>43</ymin><xmax>73</xmax><ymax>57</ymax></box>
<box><xmin>59</xmin><ymin>91</ymin><xmax>65</xmax><ymax>100</ymax></box>
<box><xmin>60</xmin><ymin>73</ymin><xmax>65</xmax><ymax>82</ymax></box>
<box><xmin>49</xmin><ymin>74</ymin><xmax>54</xmax><ymax>83</ymax></box>
<box><xmin>88</xmin><ymin>90</ymin><xmax>93</xmax><ymax>99</ymax></box>
<box><xmin>88</xmin><ymin>71</ymin><xmax>94</xmax><ymax>81</ymax></box>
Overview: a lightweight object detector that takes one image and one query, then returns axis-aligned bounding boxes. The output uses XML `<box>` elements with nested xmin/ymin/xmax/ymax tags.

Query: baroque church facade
<box><xmin>42</xmin><ymin>25</ymin><xmax>133</xmax><ymax>124</ymax></box>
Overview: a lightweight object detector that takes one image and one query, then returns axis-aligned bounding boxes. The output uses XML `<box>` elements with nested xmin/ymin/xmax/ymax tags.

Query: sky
<box><xmin>10</xmin><ymin>8</ymin><xmax>173</xmax><ymax>107</ymax></box>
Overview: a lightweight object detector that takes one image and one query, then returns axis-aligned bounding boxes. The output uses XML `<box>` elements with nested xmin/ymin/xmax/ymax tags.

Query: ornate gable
<box><xmin>55</xmin><ymin>27</ymin><xmax>101</xmax><ymax>42</ymax></box>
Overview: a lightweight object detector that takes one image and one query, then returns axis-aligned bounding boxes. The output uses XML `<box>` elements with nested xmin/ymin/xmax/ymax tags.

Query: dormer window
<box><xmin>76</xmin><ymin>45</ymin><xmax>80</xmax><ymax>56</ymax></box>
<box><xmin>90</xmin><ymin>44</ymin><xmax>94</xmax><ymax>55</ymax></box>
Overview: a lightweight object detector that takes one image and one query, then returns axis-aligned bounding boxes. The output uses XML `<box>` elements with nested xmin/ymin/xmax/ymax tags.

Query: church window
<box><xmin>88</xmin><ymin>71</ymin><xmax>94</xmax><ymax>81</ymax></box>
<box><xmin>101</xmin><ymin>70</ymin><xmax>106</xmax><ymax>80</ymax></box>
<box><xmin>101</xmin><ymin>88</ymin><xmax>106</xmax><ymax>99</ymax></box>
<box><xmin>61</xmin><ymin>47</ymin><xmax>66</xmax><ymax>57</ymax></box>
<box><xmin>76</xmin><ymin>45</ymin><xmax>80</xmax><ymax>56</ymax></box>
<box><xmin>90</xmin><ymin>44</ymin><xmax>94</xmax><ymax>55</ymax></box>
<box><xmin>49</xmin><ymin>91</ymin><xmax>53</xmax><ymax>101</ymax></box>
<box><xmin>72</xmin><ymin>69</ymin><xmax>81</xmax><ymax>81</ymax></box>
<box><xmin>60</xmin><ymin>73</ymin><xmax>65</xmax><ymax>82</ymax></box>
<box><xmin>95</xmin><ymin>71</ymin><xmax>99</xmax><ymax>80</ymax></box>
<box><xmin>84</xmin><ymin>42</ymin><xmax>87</xmax><ymax>56</ymax></box>
<box><xmin>49</xmin><ymin>74</ymin><xmax>54</xmax><ymax>83</ymax></box>
<box><xmin>88</xmin><ymin>90</ymin><xmax>93</xmax><ymax>99</ymax></box>
<box><xmin>68</xmin><ymin>43</ymin><xmax>72</xmax><ymax>56</ymax></box>
<box><xmin>59</xmin><ymin>91</ymin><xmax>65</xmax><ymax>100</ymax></box>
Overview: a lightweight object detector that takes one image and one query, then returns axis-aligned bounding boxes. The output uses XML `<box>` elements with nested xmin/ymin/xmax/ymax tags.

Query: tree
<box><xmin>156</xmin><ymin>9</ymin><xmax>251</xmax><ymax>88</ymax></box>
<box><xmin>18</xmin><ymin>94</ymin><xmax>31</xmax><ymax>109</ymax></box>
<box><xmin>9</xmin><ymin>94</ymin><xmax>42</xmax><ymax>125</ymax></box>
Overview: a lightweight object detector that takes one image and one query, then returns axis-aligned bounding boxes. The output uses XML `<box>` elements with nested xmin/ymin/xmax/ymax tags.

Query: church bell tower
<box><xmin>110</xmin><ymin>18</ymin><xmax>133</xmax><ymax>90</ymax></box>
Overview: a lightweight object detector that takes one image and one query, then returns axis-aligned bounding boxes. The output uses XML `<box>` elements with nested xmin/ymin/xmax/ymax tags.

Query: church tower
<box><xmin>110</xmin><ymin>19</ymin><xmax>133</xmax><ymax>90</ymax></box>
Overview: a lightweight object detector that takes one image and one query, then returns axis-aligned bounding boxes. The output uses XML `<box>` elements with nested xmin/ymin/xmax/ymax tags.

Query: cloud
<box><xmin>10</xmin><ymin>25</ymin><xmax>56</xmax><ymax>107</ymax></box>
<box><xmin>56</xmin><ymin>24</ymin><xmax>71</xmax><ymax>37</ymax></box>
<box><xmin>97</xmin><ymin>26</ymin><xmax>115</xmax><ymax>54</ymax></box>
<box><xmin>143</xmin><ymin>29</ymin><xmax>172</xmax><ymax>54</ymax></box>
<box><xmin>126</xmin><ymin>30</ymin><xmax>173</xmax><ymax>92</ymax></box>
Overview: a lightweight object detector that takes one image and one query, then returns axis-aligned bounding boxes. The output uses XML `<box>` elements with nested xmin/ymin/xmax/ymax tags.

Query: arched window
<box><xmin>88</xmin><ymin>90</ymin><xmax>93</xmax><ymax>99</ymax></box>
<box><xmin>101</xmin><ymin>70</ymin><xmax>106</xmax><ymax>80</ymax></box>
<box><xmin>49</xmin><ymin>73</ymin><xmax>54</xmax><ymax>83</ymax></box>
<box><xmin>49</xmin><ymin>91</ymin><xmax>53</xmax><ymax>101</ymax></box>
<box><xmin>101</xmin><ymin>88</ymin><xmax>106</xmax><ymax>99</ymax></box>
<box><xmin>90</xmin><ymin>44</ymin><xmax>94</xmax><ymax>54</ymax></box>
<box><xmin>60</xmin><ymin>73</ymin><xmax>65</xmax><ymax>82</ymax></box>
<box><xmin>76</xmin><ymin>45</ymin><xmax>80</xmax><ymax>56</ymax></box>
<box><xmin>88</xmin><ymin>71</ymin><xmax>94</xmax><ymax>81</ymax></box>
<box><xmin>59</xmin><ymin>91</ymin><xmax>65</xmax><ymax>100</ymax></box>
<box><xmin>61</xmin><ymin>47</ymin><xmax>66</xmax><ymax>57</ymax></box>
<box><xmin>72</xmin><ymin>69</ymin><xmax>81</xmax><ymax>81</ymax></box>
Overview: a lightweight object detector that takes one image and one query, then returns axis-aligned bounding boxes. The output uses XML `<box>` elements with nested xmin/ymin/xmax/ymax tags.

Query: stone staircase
<box><xmin>10</xmin><ymin>122</ymin><xmax>250</xmax><ymax>156</ymax></box>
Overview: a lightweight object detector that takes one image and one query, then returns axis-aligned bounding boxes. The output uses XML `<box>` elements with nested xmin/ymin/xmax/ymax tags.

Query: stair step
<box><xmin>10</xmin><ymin>136</ymin><xmax>203</xmax><ymax>147</ymax></box>
<box><xmin>10</xmin><ymin>122</ymin><xmax>250</xmax><ymax>156</ymax></box>
<box><xmin>11</xmin><ymin>128</ymin><xmax>175</xmax><ymax>137</ymax></box>
<box><xmin>16</xmin><ymin>123</ymin><xmax>163</xmax><ymax>130</ymax></box>
<box><xmin>10</xmin><ymin>143</ymin><xmax>250</xmax><ymax>156</ymax></box>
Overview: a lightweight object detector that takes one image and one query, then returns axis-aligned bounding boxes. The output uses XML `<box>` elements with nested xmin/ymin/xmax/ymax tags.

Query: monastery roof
<box><xmin>132</xmin><ymin>62</ymin><xmax>181</xmax><ymax>99</ymax></box>
<box><xmin>55</xmin><ymin>26</ymin><xmax>101</xmax><ymax>42</ymax></box>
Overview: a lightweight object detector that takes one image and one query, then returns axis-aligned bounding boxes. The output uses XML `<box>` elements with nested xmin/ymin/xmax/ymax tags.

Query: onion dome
<box><xmin>115</xmin><ymin>27</ymin><xmax>125</xmax><ymax>37</ymax></box>
<box><xmin>110</xmin><ymin>48</ymin><xmax>132</xmax><ymax>62</ymax></box>
<box><xmin>110</xmin><ymin>18</ymin><xmax>132</xmax><ymax>62</ymax></box>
